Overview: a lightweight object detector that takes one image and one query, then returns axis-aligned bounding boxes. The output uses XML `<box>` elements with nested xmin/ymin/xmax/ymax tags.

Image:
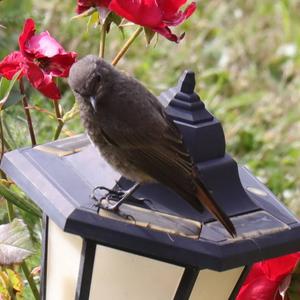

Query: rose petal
<box><xmin>0</xmin><ymin>51</ymin><xmax>27</xmax><ymax>80</ymax></box>
<box><xmin>109</xmin><ymin>0</ymin><xmax>195</xmax><ymax>42</ymax></box>
<box><xmin>237</xmin><ymin>253</ymin><xmax>300</xmax><ymax>300</ymax></box>
<box><xmin>109</xmin><ymin>0</ymin><xmax>163</xmax><ymax>27</ymax></box>
<box><xmin>237</xmin><ymin>277</ymin><xmax>283</xmax><ymax>300</ymax></box>
<box><xmin>239</xmin><ymin>262</ymin><xmax>266</xmax><ymax>288</ymax></box>
<box><xmin>76</xmin><ymin>0</ymin><xmax>111</xmax><ymax>14</ymax></box>
<box><xmin>163</xmin><ymin>2</ymin><xmax>197</xmax><ymax>26</ymax></box>
<box><xmin>154</xmin><ymin>26</ymin><xmax>184</xmax><ymax>42</ymax></box>
<box><xmin>40</xmin><ymin>52</ymin><xmax>77</xmax><ymax>77</ymax></box>
<box><xmin>19</xmin><ymin>19</ymin><xmax>36</xmax><ymax>55</ymax></box>
<box><xmin>26</xmin><ymin>62</ymin><xmax>61</xmax><ymax>99</ymax></box>
<box><xmin>157</xmin><ymin>0</ymin><xmax>189</xmax><ymax>20</ymax></box>
<box><xmin>261</xmin><ymin>253</ymin><xmax>300</xmax><ymax>281</ymax></box>
<box><xmin>26</xmin><ymin>31</ymin><xmax>66</xmax><ymax>58</ymax></box>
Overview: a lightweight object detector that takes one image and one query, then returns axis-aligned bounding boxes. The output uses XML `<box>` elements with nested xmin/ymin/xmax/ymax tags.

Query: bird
<box><xmin>68</xmin><ymin>55</ymin><xmax>236</xmax><ymax>238</ymax></box>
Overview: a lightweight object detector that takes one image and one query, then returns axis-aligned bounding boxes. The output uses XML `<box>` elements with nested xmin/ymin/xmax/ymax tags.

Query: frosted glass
<box><xmin>46</xmin><ymin>220</ymin><xmax>82</xmax><ymax>300</ymax></box>
<box><xmin>189</xmin><ymin>267</ymin><xmax>244</xmax><ymax>300</ymax></box>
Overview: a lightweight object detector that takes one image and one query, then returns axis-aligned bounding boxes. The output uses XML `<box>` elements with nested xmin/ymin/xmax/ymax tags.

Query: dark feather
<box><xmin>101</xmin><ymin>77</ymin><xmax>236</xmax><ymax>236</ymax></box>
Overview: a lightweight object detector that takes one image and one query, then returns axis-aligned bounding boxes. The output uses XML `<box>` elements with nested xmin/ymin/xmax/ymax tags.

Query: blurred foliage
<box><xmin>0</xmin><ymin>267</ymin><xmax>24</xmax><ymax>300</ymax></box>
<box><xmin>0</xmin><ymin>0</ymin><xmax>300</xmax><ymax>298</ymax></box>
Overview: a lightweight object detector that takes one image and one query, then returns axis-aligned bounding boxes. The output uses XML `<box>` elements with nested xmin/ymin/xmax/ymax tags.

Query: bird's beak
<box><xmin>89</xmin><ymin>96</ymin><xmax>97</xmax><ymax>112</ymax></box>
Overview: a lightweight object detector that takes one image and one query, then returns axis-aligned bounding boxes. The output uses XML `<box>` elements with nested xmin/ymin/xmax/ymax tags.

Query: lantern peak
<box><xmin>165</xmin><ymin>70</ymin><xmax>213</xmax><ymax>124</ymax></box>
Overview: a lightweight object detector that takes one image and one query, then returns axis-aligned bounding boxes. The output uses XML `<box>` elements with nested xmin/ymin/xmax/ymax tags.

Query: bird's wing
<box><xmin>101</xmin><ymin>81</ymin><xmax>236</xmax><ymax>237</ymax></box>
<box><xmin>102</xmin><ymin>102</ymin><xmax>236</xmax><ymax>237</ymax></box>
<box><xmin>102</xmin><ymin>89</ymin><xmax>197</xmax><ymax>199</ymax></box>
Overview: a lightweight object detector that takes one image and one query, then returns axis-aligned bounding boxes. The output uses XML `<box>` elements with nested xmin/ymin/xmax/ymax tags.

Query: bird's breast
<box><xmin>79</xmin><ymin>100</ymin><xmax>152</xmax><ymax>183</ymax></box>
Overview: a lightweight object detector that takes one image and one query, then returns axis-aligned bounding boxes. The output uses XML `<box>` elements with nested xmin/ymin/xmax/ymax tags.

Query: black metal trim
<box><xmin>228</xmin><ymin>265</ymin><xmax>252</xmax><ymax>300</ymax></box>
<box><xmin>40</xmin><ymin>214</ymin><xmax>49</xmax><ymax>300</ymax></box>
<box><xmin>75</xmin><ymin>239</ymin><xmax>97</xmax><ymax>300</ymax></box>
<box><xmin>173</xmin><ymin>267</ymin><xmax>199</xmax><ymax>300</ymax></box>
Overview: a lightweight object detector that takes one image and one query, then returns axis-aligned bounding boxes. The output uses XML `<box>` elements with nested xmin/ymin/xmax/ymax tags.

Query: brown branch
<box><xmin>112</xmin><ymin>27</ymin><xmax>143</xmax><ymax>66</ymax></box>
<box><xmin>19</xmin><ymin>79</ymin><xmax>36</xmax><ymax>146</ymax></box>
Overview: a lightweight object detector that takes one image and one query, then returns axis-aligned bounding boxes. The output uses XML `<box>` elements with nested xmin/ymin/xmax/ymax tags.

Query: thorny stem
<box><xmin>52</xmin><ymin>99</ymin><xmax>64</xmax><ymax>140</ymax></box>
<box><xmin>19</xmin><ymin>79</ymin><xmax>37</xmax><ymax>146</ymax></box>
<box><xmin>112</xmin><ymin>27</ymin><xmax>143</xmax><ymax>66</ymax></box>
<box><xmin>99</xmin><ymin>20</ymin><xmax>108</xmax><ymax>58</ymax></box>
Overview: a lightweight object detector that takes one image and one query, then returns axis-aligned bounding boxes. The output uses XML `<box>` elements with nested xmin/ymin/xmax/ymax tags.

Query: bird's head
<box><xmin>68</xmin><ymin>55</ymin><xmax>113</xmax><ymax>112</ymax></box>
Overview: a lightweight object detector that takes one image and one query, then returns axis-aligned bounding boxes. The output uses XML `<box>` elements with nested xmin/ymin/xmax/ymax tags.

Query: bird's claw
<box><xmin>91</xmin><ymin>186</ymin><xmax>123</xmax><ymax>199</ymax></box>
<box><xmin>91</xmin><ymin>183</ymin><xmax>151</xmax><ymax>212</ymax></box>
<box><xmin>90</xmin><ymin>185</ymin><xmax>126</xmax><ymax>210</ymax></box>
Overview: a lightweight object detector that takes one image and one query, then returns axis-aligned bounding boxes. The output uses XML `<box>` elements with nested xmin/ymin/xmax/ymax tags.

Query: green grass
<box><xmin>0</xmin><ymin>0</ymin><xmax>300</xmax><ymax>297</ymax></box>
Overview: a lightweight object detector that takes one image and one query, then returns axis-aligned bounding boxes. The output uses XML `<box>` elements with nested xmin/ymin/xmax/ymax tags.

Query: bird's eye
<box><xmin>95</xmin><ymin>74</ymin><xmax>102</xmax><ymax>82</ymax></box>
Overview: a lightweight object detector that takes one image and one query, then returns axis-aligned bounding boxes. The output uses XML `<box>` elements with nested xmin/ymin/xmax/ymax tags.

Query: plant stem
<box><xmin>3</xmin><ymin>117</ymin><xmax>17</xmax><ymax>149</ymax></box>
<box><xmin>0</xmin><ymin>112</ymin><xmax>4</xmax><ymax>162</ymax></box>
<box><xmin>19</xmin><ymin>79</ymin><xmax>36</xmax><ymax>146</ymax></box>
<box><xmin>21</xmin><ymin>262</ymin><xmax>40</xmax><ymax>300</ymax></box>
<box><xmin>99</xmin><ymin>20</ymin><xmax>108</xmax><ymax>58</ymax></box>
<box><xmin>52</xmin><ymin>100</ymin><xmax>64</xmax><ymax>140</ymax></box>
<box><xmin>0</xmin><ymin>114</ymin><xmax>11</xmax><ymax>166</ymax></box>
<box><xmin>0</xmin><ymin>171</ymin><xmax>15</xmax><ymax>221</ymax></box>
<box><xmin>112</xmin><ymin>26</ymin><xmax>143</xmax><ymax>66</ymax></box>
<box><xmin>6</xmin><ymin>200</ymin><xmax>15</xmax><ymax>221</ymax></box>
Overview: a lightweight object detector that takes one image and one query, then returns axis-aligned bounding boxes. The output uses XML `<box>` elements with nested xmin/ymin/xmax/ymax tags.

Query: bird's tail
<box><xmin>195</xmin><ymin>182</ymin><xmax>236</xmax><ymax>238</ymax></box>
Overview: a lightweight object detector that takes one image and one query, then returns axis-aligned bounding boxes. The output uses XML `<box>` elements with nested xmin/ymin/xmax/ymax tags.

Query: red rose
<box><xmin>0</xmin><ymin>19</ymin><xmax>77</xmax><ymax>100</ymax></box>
<box><xmin>108</xmin><ymin>0</ymin><xmax>196</xmax><ymax>42</ymax></box>
<box><xmin>237</xmin><ymin>252</ymin><xmax>300</xmax><ymax>300</ymax></box>
<box><xmin>76</xmin><ymin>0</ymin><xmax>111</xmax><ymax>14</ymax></box>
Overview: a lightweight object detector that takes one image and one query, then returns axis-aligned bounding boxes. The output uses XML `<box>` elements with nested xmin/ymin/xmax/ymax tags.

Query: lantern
<box><xmin>1</xmin><ymin>71</ymin><xmax>300</xmax><ymax>300</ymax></box>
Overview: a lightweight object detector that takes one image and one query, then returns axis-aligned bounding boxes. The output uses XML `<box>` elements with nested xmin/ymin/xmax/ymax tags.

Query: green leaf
<box><xmin>0</xmin><ymin>268</ymin><xmax>24</xmax><ymax>299</ymax></box>
<box><xmin>6</xmin><ymin>269</ymin><xmax>24</xmax><ymax>299</ymax></box>
<box><xmin>0</xmin><ymin>183</ymin><xmax>41</xmax><ymax>218</ymax></box>
<box><xmin>0</xmin><ymin>70</ymin><xmax>22</xmax><ymax>111</ymax></box>
<box><xmin>105</xmin><ymin>12</ymin><xmax>122</xmax><ymax>28</ymax></box>
<box><xmin>2</xmin><ymin>90</ymin><xmax>22</xmax><ymax>110</ymax></box>
<box><xmin>0</xmin><ymin>273</ymin><xmax>10</xmax><ymax>300</ymax></box>
<box><xmin>0</xmin><ymin>219</ymin><xmax>33</xmax><ymax>265</ymax></box>
<box><xmin>286</xmin><ymin>260</ymin><xmax>300</xmax><ymax>300</ymax></box>
<box><xmin>86</xmin><ymin>10</ymin><xmax>99</xmax><ymax>30</ymax></box>
<box><xmin>0</xmin><ymin>78</ymin><xmax>10</xmax><ymax>100</ymax></box>
<box><xmin>99</xmin><ymin>11</ymin><xmax>124</xmax><ymax>36</ymax></box>
<box><xmin>143</xmin><ymin>27</ymin><xmax>155</xmax><ymax>45</ymax></box>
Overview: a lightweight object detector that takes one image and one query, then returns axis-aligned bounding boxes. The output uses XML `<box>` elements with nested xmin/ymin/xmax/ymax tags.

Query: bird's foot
<box><xmin>91</xmin><ymin>182</ymin><xmax>148</xmax><ymax>211</ymax></box>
